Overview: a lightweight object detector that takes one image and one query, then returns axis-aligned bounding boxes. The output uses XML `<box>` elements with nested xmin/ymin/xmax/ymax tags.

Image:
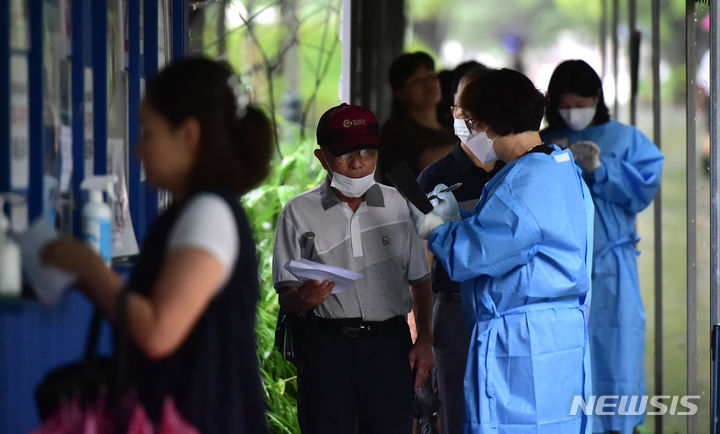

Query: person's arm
<box><xmin>408</xmin><ymin>278</ymin><xmax>434</xmax><ymax>389</ymax></box>
<box><xmin>582</xmin><ymin>127</ymin><xmax>664</xmax><ymax>213</ymax></box>
<box><xmin>43</xmin><ymin>239</ymin><xmax>224</xmax><ymax>360</ymax></box>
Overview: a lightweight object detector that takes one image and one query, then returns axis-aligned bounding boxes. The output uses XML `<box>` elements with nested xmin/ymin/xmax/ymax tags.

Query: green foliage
<box><xmin>242</xmin><ymin>137</ymin><xmax>325</xmax><ymax>433</ymax></box>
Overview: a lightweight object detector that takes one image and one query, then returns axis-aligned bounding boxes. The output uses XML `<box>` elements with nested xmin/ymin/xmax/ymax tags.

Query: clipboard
<box><xmin>385</xmin><ymin>161</ymin><xmax>433</xmax><ymax>214</ymax></box>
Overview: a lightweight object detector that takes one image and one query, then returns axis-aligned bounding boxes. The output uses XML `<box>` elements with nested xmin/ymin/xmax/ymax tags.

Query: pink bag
<box><xmin>32</xmin><ymin>396</ymin><xmax>198</xmax><ymax>434</ymax></box>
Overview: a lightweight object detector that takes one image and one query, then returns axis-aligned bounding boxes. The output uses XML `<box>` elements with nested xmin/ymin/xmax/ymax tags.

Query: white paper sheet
<box><xmin>20</xmin><ymin>217</ymin><xmax>77</xmax><ymax>305</ymax></box>
<box><xmin>59</xmin><ymin>125</ymin><xmax>73</xmax><ymax>192</ymax></box>
<box><xmin>283</xmin><ymin>259</ymin><xmax>362</xmax><ymax>294</ymax></box>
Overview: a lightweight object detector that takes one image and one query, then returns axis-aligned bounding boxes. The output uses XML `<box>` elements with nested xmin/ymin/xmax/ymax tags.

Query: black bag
<box><xmin>35</xmin><ymin>311</ymin><xmax>113</xmax><ymax>420</ymax></box>
<box><xmin>274</xmin><ymin>308</ymin><xmax>300</xmax><ymax>365</ymax></box>
<box><xmin>274</xmin><ymin>232</ymin><xmax>315</xmax><ymax>365</ymax></box>
<box><xmin>35</xmin><ymin>291</ymin><xmax>129</xmax><ymax>421</ymax></box>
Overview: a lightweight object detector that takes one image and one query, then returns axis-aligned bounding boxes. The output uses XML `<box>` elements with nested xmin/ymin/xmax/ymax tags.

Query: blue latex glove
<box><xmin>408</xmin><ymin>183</ymin><xmax>461</xmax><ymax>239</ymax></box>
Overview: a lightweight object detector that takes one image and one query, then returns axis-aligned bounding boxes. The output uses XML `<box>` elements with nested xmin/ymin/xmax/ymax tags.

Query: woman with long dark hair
<box><xmin>541</xmin><ymin>59</ymin><xmax>664</xmax><ymax>434</ymax></box>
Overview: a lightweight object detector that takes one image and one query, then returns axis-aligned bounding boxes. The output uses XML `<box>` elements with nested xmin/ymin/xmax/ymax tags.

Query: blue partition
<box><xmin>0</xmin><ymin>0</ymin><xmax>185</xmax><ymax>430</ymax></box>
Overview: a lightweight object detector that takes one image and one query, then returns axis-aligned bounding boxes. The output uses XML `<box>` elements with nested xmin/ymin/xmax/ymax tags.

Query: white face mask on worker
<box><xmin>558</xmin><ymin>107</ymin><xmax>596</xmax><ymax>131</ymax></box>
<box><xmin>466</xmin><ymin>128</ymin><xmax>499</xmax><ymax>164</ymax></box>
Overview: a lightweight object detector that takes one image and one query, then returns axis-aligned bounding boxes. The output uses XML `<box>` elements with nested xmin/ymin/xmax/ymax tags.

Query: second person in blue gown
<box><xmin>541</xmin><ymin>59</ymin><xmax>664</xmax><ymax>434</ymax></box>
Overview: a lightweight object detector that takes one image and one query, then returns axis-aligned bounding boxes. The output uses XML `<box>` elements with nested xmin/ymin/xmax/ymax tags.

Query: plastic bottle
<box><xmin>81</xmin><ymin>175</ymin><xmax>117</xmax><ymax>265</ymax></box>
<box><xmin>0</xmin><ymin>195</ymin><xmax>21</xmax><ymax>296</ymax></box>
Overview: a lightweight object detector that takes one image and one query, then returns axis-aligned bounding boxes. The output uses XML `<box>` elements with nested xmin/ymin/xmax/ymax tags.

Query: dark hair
<box><xmin>453</xmin><ymin>66</ymin><xmax>490</xmax><ymax>99</ymax></box>
<box><xmin>388</xmin><ymin>51</ymin><xmax>436</xmax><ymax>116</ymax></box>
<box><xmin>145</xmin><ymin>56</ymin><xmax>272</xmax><ymax>196</ymax></box>
<box><xmin>459</xmin><ymin>68</ymin><xmax>546</xmax><ymax>136</ymax></box>
<box><xmin>545</xmin><ymin>59</ymin><xmax>611</xmax><ymax>129</ymax></box>
<box><xmin>451</xmin><ymin>60</ymin><xmax>488</xmax><ymax>95</ymax></box>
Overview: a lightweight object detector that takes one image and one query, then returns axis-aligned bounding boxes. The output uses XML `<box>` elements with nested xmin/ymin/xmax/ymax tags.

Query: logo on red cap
<box><xmin>342</xmin><ymin>118</ymin><xmax>368</xmax><ymax>128</ymax></box>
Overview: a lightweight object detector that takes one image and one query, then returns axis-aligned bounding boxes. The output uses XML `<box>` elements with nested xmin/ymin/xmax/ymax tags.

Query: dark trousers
<box><xmin>297</xmin><ymin>317</ymin><xmax>414</xmax><ymax>434</ymax></box>
<box><xmin>432</xmin><ymin>297</ymin><xmax>469</xmax><ymax>434</ymax></box>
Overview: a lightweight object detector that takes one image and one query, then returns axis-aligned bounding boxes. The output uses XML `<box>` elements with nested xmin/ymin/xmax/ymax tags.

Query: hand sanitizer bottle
<box><xmin>0</xmin><ymin>195</ymin><xmax>21</xmax><ymax>296</ymax></box>
<box><xmin>81</xmin><ymin>175</ymin><xmax>117</xmax><ymax>266</ymax></box>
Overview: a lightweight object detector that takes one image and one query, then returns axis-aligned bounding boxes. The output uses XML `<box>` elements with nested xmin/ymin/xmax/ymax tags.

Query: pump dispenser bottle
<box><xmin>80</xmin><ymin>175</ymin><xmax>117</xmax><ymax>265</ymax></box>
<box><xmin>0</xmin><ymin>194</ymin><xmax>22</xmax><ymax>296</ymax></box>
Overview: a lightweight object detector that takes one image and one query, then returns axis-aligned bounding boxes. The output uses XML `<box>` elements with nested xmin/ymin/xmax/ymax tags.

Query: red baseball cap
<box><xmin>316</xmin><ymin>103</ymin><xmax>380</xmax><ymax>156</ymax></box>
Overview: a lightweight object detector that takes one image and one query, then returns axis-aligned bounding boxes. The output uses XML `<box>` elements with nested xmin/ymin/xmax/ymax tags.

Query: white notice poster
<box><xmin>10</xmin><ymin>54</ymin><xmax>29</xmax><ymax>189</ymax></box>
<box><xmin>59</xmin><ymin>125</ymin><xmax>73</xmax><ymax>192</ymax></box>
<box><xmin>107</xmin><ymin>138</ymin><xmax>139</xmax><ymax>257</ymax></box>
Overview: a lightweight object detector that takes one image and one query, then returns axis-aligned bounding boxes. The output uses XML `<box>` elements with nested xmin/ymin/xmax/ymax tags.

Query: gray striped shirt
<box><xmin>272</xmin><ymin>177</ymin><xmax>430</xmax><ymax>321</ymax></box>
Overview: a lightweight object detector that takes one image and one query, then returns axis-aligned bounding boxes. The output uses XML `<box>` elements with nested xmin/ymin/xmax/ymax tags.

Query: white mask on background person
<box><xmin>453</xmin><ymin>118</ymin><xmax>472</xmax><ymax>143</ymax></box>
<box><xmin>558</xmin><ymin>107</ymin><xmax>596</xmax><ymax>131</ymax></box>
<box><xmin>466</xmin><ymin>129</ymin><xmax>499</xmax><ymax>164</ymax></box>
<box><xmin>323</xmin><ymin>151</ymin><xmax>377</xmax><ymax>198</ymax></box>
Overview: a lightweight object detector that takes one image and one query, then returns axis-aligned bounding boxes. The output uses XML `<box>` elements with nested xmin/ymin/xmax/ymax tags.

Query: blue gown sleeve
<box><xmin>428</xmin><ymin>185</ymin><xmax>542</xmax><ymax>282</ymax></box>
<box><xmin>584</xmin><ymin>127</ymin><xmax>663</xmax><ymax>214</ymax></box>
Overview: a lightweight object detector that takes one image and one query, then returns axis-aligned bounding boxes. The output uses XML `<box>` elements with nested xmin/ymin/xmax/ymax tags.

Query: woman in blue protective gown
<box><xmin>540</xmin><ymin>59</ymin><xmax>664</xmax><ymax>434</ymax></box>
<box><xmin>409</xmin><ymin>68</ymin><xmax>595</xmax><ymax>434</ymax></box>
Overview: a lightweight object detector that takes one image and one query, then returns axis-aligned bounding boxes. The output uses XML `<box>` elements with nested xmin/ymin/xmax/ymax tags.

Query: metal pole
<box><xmin>708</xmin><ymin>0</ymin><xmax>720</xmax><ymax>429</ymax></box>
<box><xmin>651</xmin><ymin>0</ymin><xmax>664</xmax><ymax>432</ymax></box>
<box><xmin>629</xmin><ymin>0</ymin><xmax>638</xmax><ymax>126</ymax></box>
<box><xmin>685</xmin><ymin>1</ymin><xmax>698</xmax><ymax>433</ymax></box>
<box><xmin>601</xmin><ymin>0</ymin><xmax>607</xmax><ymax>78</ymax></box>
<box><xmin>612</xmin><ymin>0</ymin><xmax>619</xmax><ymax>117</ymax></box>
<box><xmin>710</xmin><ymin>0</ymin><xmax>720</xmax><ymax>350</ymax></box>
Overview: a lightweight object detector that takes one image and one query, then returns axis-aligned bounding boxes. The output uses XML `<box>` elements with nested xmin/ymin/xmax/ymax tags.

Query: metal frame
<box><xmin>651</xmin><ymin>0</ymin><xmax>664</xmax><ymax>432</ymax></box>
<box><xmin>92</xmin><ymin>0</ymin><xmax>107</xmax><ymax>177</ymax></box>
<box><xmin>71</xmin><ymin>0</ymin><xmax>88</xmax><ymax>235</ymax></box>
<box><xmin>685</xmin><ymin>1</ymin><xmax>698</xmax><ymax>433</ymax></box>
<box><xmin>28</xmin><ymin>0</ymin><xmax>43</xmax><ymax>219</ymax></box>
<box><xmin>709</xmin><ymin>0</ymin><xmax>720</xmax><ymax>431</ymax></box>
<box><xmin>0</xmin><ymin>1</ymin><xmax>9</xmax><ymax>193</ymax></box>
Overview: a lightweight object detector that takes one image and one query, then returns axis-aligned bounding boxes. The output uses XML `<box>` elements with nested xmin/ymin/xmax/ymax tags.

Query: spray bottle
<box><xmin>0</xmin><ymin>193</ymin><xmax>23</xmax><ymax>297</ymax></box>
<box><xmin>81</xmin><ymin>175</ymin><xmax>117</xmax><ymax>265</ymax></box>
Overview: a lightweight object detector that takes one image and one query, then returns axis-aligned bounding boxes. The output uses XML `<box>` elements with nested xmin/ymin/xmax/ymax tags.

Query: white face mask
<box><xmin>323</xmin><ymin>151</ymin><xmax>376</xmax><ymax>198</ymax></box>
<box><xmin>330</xmin><ymin>170</ymin><xmax>376</xmax><ymax>198</ymax></box>
<box><xmin>453</xmin><ymin>118</ymin><xmax>472</xmax><ymax>143</ymax></box>
<box><xmin>466</xmin><ymin>128</ymin><xmax>499</xmax><ymax>164</ymax></box>
<box><xmin>558</xmin><ymin>107</ymin><xmax>596</xmax><ymax>131</ymax></box>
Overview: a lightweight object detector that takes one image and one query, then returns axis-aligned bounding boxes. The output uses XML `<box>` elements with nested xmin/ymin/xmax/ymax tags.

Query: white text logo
<box><xmin>570</xmin><ymin>395</ymin><xmax>700</xmax><ymax>416</ymax></box>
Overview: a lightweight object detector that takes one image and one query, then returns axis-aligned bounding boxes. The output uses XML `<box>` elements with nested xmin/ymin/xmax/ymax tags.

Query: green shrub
<box><xmin>243</xmin><ymin>136</ymin><xmax>325</xmax><ymax>434</ymax></box>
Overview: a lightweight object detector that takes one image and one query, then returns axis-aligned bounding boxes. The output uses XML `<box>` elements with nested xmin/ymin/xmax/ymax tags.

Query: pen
<box><xmin>427</xmin><ymin>182</ymin><xmax>462</xmax><ymax>201</ymax></box>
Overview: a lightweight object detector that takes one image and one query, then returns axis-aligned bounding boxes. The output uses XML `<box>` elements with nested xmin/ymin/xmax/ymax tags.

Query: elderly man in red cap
<box><xmin>272</xmin><ymin>103</ymin><xmax>434</xmax><ymax>434</ymax></box>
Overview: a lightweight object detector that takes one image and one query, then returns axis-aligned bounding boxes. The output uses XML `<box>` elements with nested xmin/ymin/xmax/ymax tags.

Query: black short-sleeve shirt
<box><xmin>417</xmin><ymin>142</ymin><xmax>504</xmax><ymax>293</ymax></box>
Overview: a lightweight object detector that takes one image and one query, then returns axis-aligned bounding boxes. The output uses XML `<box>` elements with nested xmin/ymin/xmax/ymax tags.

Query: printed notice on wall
<box><xmin>59</xmin><ymin>125</ymin><xmax>73</xmax><ymax>192</ymax></box>
<box><xmin>84</xmin><ymin>68</ymin><xmax>94</xmax><ymax>177</ymax></box>
<box><xmin>10</xmin><ymin>55</ymin><xmax>29</xmax><ymax>190</ymax></box>
<box><xmin>108</xmin><ymin>138</ymin><xmax>139</xmax><ymax>257</ymax></box>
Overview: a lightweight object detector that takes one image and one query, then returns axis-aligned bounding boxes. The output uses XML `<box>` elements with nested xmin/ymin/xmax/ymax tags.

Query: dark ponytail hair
<box><xmin>545</xmin><ymin>59</ymin><xmax>611</xmax><ymax>130</ymax></box>
<box><xmin>145</xmin><ymin>56</ymin><xmax>272</xmax><ymax>196</ymax></box>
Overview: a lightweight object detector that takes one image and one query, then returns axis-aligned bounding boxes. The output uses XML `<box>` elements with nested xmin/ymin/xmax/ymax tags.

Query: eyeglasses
<box><xmin>335</xmin><ymin>148</ymin><xmax>378</xmax><ymax>162</ymax></box>
<box><xmin>464</xmin><ymin>119</ymin><xmax>474</xmax><ymax>132</ymax></box>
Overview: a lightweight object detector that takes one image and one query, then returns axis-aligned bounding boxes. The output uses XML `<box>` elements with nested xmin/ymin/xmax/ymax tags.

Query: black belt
<box><xmin>437</xmin><ymin>291</ymin><xmax>462</xmax><ymax>302</ymax></box>
<box><xmin>310</xmin><ymin>315</ymin><xmax>405</xmax><ymax>338</ymax></box>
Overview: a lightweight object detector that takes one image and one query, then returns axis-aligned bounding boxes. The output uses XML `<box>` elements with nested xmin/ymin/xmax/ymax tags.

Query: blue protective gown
<box><xmin>429</xmin><ymin>147</ymin><xmax>595</xmax><ymax>434</ymax></box>
<box><xmin>541</xmin><ymin>121</ymin><xmax>664</xmax><ymax>433</ymax></box>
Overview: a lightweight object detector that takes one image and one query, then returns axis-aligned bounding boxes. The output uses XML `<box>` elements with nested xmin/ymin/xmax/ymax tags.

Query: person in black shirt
<box><xmin>416</xmin><ymin>66</ymin><xmax>504</xmax><ymax>434</ymax></box>
<box><xmin>378</xmin><ymin>52</ymin><xmax>457</xmax><ymax>184</ymax></box>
